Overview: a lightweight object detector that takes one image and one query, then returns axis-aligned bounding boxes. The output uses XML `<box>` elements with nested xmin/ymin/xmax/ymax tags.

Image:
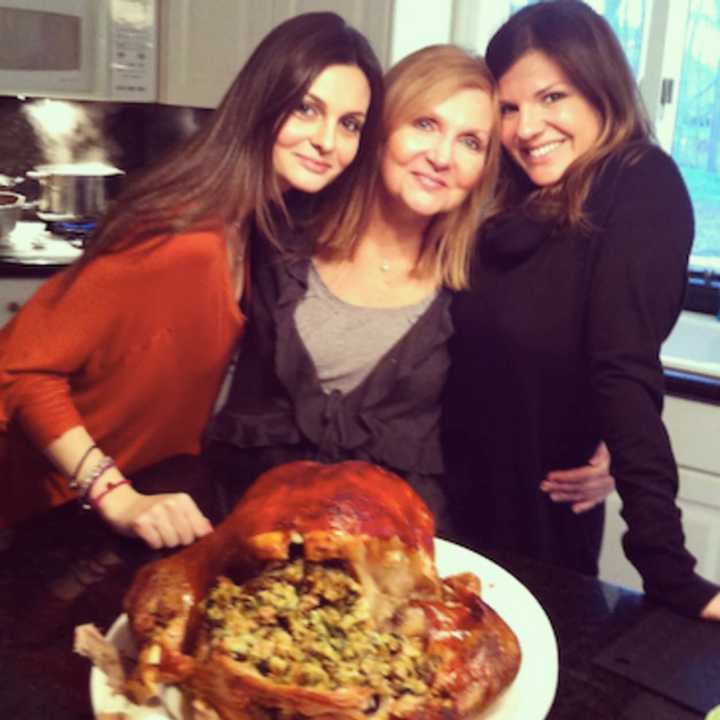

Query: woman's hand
<box><xmin>700</xmin><ymin>592</ymin><xmax>720</xmax><ymax>621</ymax></box>
<box><xmin>540</xmin><ymin>441</ymin><xmax>616</xmax><ymax>514</ymax></box>
<box><xmin>45</xmin><ymin>427</ymin><xmax>213</xmax><ymax>549</ymax></box>
<box><xmin>95</xmin><ymin>481</ymin><xmax>213</xmax><ymax>549</ymax></box>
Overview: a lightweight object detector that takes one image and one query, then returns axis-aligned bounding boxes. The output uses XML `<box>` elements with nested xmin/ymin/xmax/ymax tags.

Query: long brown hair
<box><xmin>72</xmin><ymin>12</ymin><xmax>383</xmax><ymax>273</ymax></box>
<box><xmin>329</xmin><ymin>45</ymin><xmax>501</xmax><ymax>290</ymax></box>
<box><xmin>486</xmin><ymin>0</ymin><xmax>653</xmax><ymax>228</ymax></box>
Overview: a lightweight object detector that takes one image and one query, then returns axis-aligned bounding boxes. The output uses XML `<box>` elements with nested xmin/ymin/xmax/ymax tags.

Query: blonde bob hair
<box><xmin>324</xmin><ymin>44</ymin><xmax>501</xmax><ymax>290</ymax></box>
<box><xmin>389</xmin><ymin>45</ymin><xmax>501</xmax><ymax>290</ymax></box>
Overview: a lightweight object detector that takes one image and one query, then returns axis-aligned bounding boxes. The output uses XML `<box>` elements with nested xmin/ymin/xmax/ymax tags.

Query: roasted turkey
<box><xmin>123</xmin><ymin>460</ymin><xmax>521</xmax><ymax>719</ymax></box>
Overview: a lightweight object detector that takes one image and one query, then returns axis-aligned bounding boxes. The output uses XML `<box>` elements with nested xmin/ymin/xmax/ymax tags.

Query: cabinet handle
<box><xmin>6</xmin><ymin>302</ymin><xmax>21</xmax><ymax>313</ymax></box>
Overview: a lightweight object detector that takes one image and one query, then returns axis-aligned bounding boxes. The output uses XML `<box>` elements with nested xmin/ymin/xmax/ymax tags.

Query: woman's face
<box><xmin>381</xmin><ymin>87</ymin><xmax>493</xmax><ymax>218</ymax></box>
<box><xmin>497</xmin><ymin>50</ymin><xmax>603</xmax><ymax>187</ymax></box>
<box><xmin>273</xmin><ymin>64</ymin><xmax>371</xmax><ymax>193</ymax></box>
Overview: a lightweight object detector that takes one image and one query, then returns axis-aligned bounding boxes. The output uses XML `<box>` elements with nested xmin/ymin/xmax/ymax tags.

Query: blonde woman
<box><xmin>207</xmin><ymin>45</ymin><xmax>500</xmax><ymax>537</ymax></box>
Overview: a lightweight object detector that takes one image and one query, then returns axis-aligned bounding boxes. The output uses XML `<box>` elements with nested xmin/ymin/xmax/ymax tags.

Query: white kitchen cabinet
<box><xmin>157</xmin><ymin>0</ymin><xmax>394</xmax><ymax>109</ymax></box>
<box><xmin>0</xmin><ymin>276</ymin><xmax>46</xmax><ymax>330</ymax></box>
<box><xmin>599</xmin><ymin>395</ymin><xmax>720</xmax><ymax>591</ymax></box>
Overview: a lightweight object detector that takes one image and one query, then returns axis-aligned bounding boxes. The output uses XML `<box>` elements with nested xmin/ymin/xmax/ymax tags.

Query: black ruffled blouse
<box><xmin>206</xmin><ymin>236</ymin><xmax>454</xmax><ymax>526</ymax></box>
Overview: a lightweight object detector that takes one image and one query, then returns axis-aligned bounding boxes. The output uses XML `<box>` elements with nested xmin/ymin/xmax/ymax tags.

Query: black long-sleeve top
<box><xmin>443</xmin><ymin>145</ymin><xmax>719</xmax><ymax>616</ymax></box>
<box><xmin>206</xmin><ymin>236</ymin><xmax>455</xmax><ymax>527</ymax></box>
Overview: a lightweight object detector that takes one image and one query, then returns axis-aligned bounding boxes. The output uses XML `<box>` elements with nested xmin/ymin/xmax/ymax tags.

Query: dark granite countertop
<box><xmin>0</xmin><ymin>455</ymin><xmax>717</xmax><ymax>719</ymax></box>
<box><xmin>665</xmin><ymin>367</ymin><xmax>720</xmax><ymax>405</ymax></box>
<box><xmin>0</xmin><ymin>259</ymin><xmax>67</xmax><ymax>277</ymax></box>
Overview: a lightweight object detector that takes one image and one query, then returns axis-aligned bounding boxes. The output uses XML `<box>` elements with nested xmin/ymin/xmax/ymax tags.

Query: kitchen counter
<box><xmin>665</xmin><ymin>367</ymin><xmax>720</xmax><ymax>405</ymax></box>
<box><xmin>0</xmin><ymin>455</ymin><xmax>718</xmax><ymax>720</ymax></box>
<box><xmin>0</xmin><ymin>222</ymin><xmax>82</xmax><ymax>271</ymax></box>
<box><xmin>662</xmin><ymin>311</ymin><xmax>720</xmax><ymax>405</ymax></box>
<box><xmin>0</xmin><ymin>222</ymin><xmax>80</xmax><ymax>327</ymax></box>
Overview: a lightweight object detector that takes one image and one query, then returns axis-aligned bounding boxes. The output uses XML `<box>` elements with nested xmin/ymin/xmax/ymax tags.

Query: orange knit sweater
<box><xmin>0</xmin><ymin>228</ymin><xmax>245</xmax><ymax>527</ymax></box>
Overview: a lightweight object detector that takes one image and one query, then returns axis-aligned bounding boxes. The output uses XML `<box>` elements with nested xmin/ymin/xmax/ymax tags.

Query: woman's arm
<box><xmin>586</xmin><ymin>147</ymin><xmax>719</xmax><ymax>617</ymax></box>
<box><xmin>46</xmin><ymin>426</ymin><xmax>212</xmax><ymax>548</ymax></box>
<box><xmin>1</xmin><ymin>250</ymin><xmax>218</xmax><ymax>548</ymax></box>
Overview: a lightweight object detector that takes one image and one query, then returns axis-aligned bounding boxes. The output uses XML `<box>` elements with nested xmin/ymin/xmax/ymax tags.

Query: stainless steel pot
<box><xmin>0</xmin><ymin>192</ymin><xmax>25</xmax><ymax>240</ymax></box>
<box><xmin>26</xmin><ymin>162</ymin><xmax>125</xmax><ymax>222</ymax></box>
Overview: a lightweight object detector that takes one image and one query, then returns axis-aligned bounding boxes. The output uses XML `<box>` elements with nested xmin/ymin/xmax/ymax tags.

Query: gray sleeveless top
<box><xmin>294</xmin><ymin>262</ymin><xmax>436</xmax><ymax>394</ymax></box>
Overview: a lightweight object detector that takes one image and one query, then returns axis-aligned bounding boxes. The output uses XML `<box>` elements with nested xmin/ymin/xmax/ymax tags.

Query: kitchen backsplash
<box><xmin>0</xmin><ymin>96</ymin><xmax>212</xmax><ymax>202</ymax></box>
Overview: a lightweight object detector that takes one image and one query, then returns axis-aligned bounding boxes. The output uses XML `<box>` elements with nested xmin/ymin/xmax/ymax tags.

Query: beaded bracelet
<box><xmin>74</xmin><ymin>456</ymin><xmax>115</xmax><ymax>509</ymax></box>
<box><xmin>70</xmin><ymin>444</ymin><xmax>98</xmax><ymax>484</ymax></box>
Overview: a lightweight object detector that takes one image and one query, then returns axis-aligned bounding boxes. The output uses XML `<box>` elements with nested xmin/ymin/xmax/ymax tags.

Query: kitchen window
<box><xmin>454</xmin><ymin>0</ymin><xmax>720</xmax><ymax>315</ymax></box>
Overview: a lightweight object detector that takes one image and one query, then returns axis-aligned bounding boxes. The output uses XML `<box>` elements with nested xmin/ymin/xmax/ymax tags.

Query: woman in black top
<box><xmin>443</xmin><ymin>0</ymin><xmax>720</xmax><ymax>619</ymax></box>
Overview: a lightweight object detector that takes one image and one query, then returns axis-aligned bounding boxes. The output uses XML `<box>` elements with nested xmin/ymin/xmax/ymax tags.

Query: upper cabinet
<box><xmin>157</xmin><ymin>0</ymin><xmax>394</xmax><ymax>109</ymax></box>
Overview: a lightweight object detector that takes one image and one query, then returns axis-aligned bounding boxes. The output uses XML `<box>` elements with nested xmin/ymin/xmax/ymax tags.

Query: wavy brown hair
<box><xmin>71</xmin><ymin>12</ymin><xmax>383</xmax><ymax>275</ymax></box>
<box><xmin>486</xmin><ymin>0</ymin><xmax>653</xmax><ymax>229</ymax></box>
<box><xmin>329</xmin><ymin>44</ymin><xmax>501</xmax><ymax>290</ymax></box>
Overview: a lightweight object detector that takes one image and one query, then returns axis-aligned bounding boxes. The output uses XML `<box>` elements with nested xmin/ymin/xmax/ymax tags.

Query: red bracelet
<box><xmin>88</xmin><ymin>478</ymin><xmax>132</xmax><ymax>512</ymax></box>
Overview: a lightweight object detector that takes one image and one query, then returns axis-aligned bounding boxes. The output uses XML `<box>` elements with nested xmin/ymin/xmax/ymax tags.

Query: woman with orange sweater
<box><xmin>0</xmin><ymin>12</ymin><xmax>382</xmax><ymax>549</ymax></box>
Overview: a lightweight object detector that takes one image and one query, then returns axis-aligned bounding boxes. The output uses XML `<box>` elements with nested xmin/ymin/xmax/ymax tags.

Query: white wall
<box><xmin>389</xmin><ymin>0</ymin><xmax>453</xmax><ymax>64</ymax></box>
<box><xmin>389</xmin><ymin>0</ymin><xmax>539</xmax><ymax>63</ymax></box>
<box><xmin>451</xmin><ymin>0</ymin><xmax>522</xmax><ymax>56</ymax></box>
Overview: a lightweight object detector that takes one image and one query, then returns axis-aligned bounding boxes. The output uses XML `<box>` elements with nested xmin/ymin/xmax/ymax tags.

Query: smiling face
<box><xmin>498</xmin><ymin>50</ymin><xmax>603</xmax><ymax>187</ymax></box>
<box><xmin>380</xmin><ymin>87</ymin><xmax>493</xmax><ymax>219</ymax></box>
<box><xmin>273</xmin><ymin>64</ymin><xmax>371</xmax><ymax>193</ymax></box>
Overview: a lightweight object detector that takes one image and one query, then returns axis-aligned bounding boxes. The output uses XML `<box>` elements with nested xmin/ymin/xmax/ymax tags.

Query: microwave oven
<box><xmin>0</xmin><ymin>0</ymin><xmax>157</xmax><ymax>102</ymax></box>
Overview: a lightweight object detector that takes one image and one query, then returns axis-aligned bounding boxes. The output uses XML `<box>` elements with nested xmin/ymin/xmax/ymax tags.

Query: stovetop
<box><xmin>0</xmin><ymin>222</ymin><xmax>83</xmax><ymax>266</ymax></box>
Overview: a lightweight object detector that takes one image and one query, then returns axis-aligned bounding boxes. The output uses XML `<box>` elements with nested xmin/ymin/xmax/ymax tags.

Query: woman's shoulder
<box><xmin>590</xmin><ymin>143</ymin><xmax>690</xmax><ymax>221</ymax></box>
<box><xmin>251</xmin><ymin>221</ymin><xmax>314</xmax><ymax>281</ymax></box>
<box><xmin>588</xmin><ymin>143</ymin><xmax>693</xmax><ymax>266</ymax></box>
<box><xmin>107</xmin><ymin>224</ymin><xmax>227</xmax><ymax>269</ymax></box>
<box><xmin>146</xmin><ymin>224</ymin><xmax>226</xmax><ymax>256</ymax></box>
<box><xmin>598</xmin><ymin>143</ymin><xmax>686</xmax><ymax>196</ymax></box>
<box><xmin>55</xmin><ymin>226</ymin><xmax>228</xmax><ymax>300</ymax></box>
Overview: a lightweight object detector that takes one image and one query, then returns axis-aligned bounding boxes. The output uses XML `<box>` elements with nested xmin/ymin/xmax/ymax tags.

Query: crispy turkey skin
<box><xmin>123</xmin><ymin>461</ymin><xmax>521</xmax><ymax>718</ymax></box>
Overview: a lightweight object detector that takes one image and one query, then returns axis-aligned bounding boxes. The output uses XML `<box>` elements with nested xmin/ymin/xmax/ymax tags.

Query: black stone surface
<box><xmin>0</xmin><ymin>260</ymin><xmax>69</xmax><ymax>277</ymax></box>
<box><xmin>665</xmin><ymin>368</ymin><xmax>720</xmax><ymax>405</ymax></box>
<box><xmin>594</xmin><ymin>609</ymin><xmax>720</xmax><ymax>714</ymax></box>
